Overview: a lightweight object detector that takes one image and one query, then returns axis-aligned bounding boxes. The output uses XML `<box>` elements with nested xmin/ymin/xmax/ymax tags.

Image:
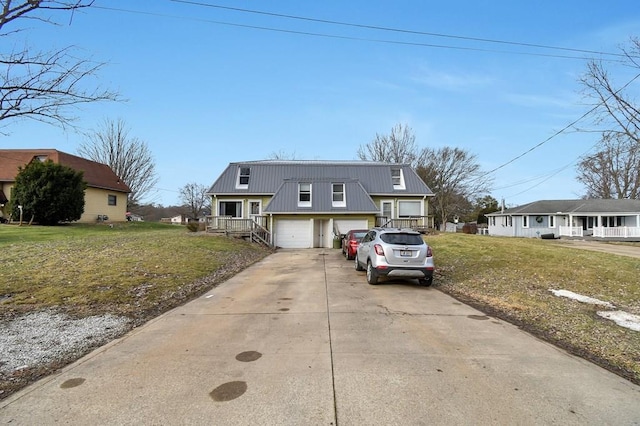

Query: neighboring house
<box><xmin>206</xmin><ymin>160</ymin><xmax>435</xmax><ymax>248</ymax></box>
<box><xmin>486</xmin><ymin>199</ymin><xmax>640</xmax><ymax>239</ymax></box>
<box><xmin>0</xmin><ymin>149</ymin><xmax>130</xmax><ymax>223</ymax></box>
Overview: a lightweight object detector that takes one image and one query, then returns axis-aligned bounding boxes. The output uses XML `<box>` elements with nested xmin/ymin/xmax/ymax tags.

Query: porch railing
<box><xmin>592</xmin><ymin>226</ymin><xmax>640</xmax><ymax>238</ymax></box>
<box><xmin>376</xmin><ymin>216</ymin><xmax>431</xmax><ymax>229</ymax></box>
<box><xmin>205</xmin><ymin>215</ymin><xmax>272</xmax><ymax>246</ymax></box>
<box><xmin>559</xmin><ymin>226</ymin><xmax>584</xmax><ymax>237</ymax></box>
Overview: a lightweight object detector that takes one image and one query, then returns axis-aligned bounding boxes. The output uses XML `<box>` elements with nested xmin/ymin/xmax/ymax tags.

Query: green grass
<box><xmin>0</xmin><ymin>222</ymin><xmax>272</xmax><ymax>319</ymax></box>
<box><xmin>428</xmin><ymin>233</ymin><xmax>640</xmax><ymax>384</ymax></box>
<box><xmin>2</xmin><ymin>226</ymin><xmax>639</xmax><ymax>386</ymax></box>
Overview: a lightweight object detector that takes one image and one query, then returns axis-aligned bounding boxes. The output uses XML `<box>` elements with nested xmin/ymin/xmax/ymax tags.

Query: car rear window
<box><xmin>353</xmin><ymin>232</ymin><xmax>367</xmax><ymax>239</ymax></box>
<box><xmin>380</xmin><ymin>233</ymin><xmax>424</xmax><ymax>245</ymax></box>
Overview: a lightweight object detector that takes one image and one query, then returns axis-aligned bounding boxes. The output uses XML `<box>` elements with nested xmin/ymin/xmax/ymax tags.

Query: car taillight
<box><xmin>427</xmin><ymin>246</ymin><xmax>433</xmax><ymax>257</ymax></box>
<box><xmin>374</xmin><ymin>244</ymin><xmax>385</xmax><ymax>256</ymax></box>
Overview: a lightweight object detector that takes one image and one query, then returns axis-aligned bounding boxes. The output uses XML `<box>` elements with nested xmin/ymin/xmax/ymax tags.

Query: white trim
<box><xmin>298</xmin><ymin>182</ymin><xmax>311</xmax><ymax>207</ymax></box>
<box><xmin>398</xmin><ymin>200</ymin><xmax>422</xmax><ymax>217</ymax></box>
<box><xmin>332</xmin><ymin>183</ymin><xmax>346</xmax><ymax>208</ymax></box>
<box><xmin>218</xmin><ymin>199</ymin><xmax>243</xmax><ymax>218</ymax></box>
<box><xmin>391</xmin><ymin>168</ymin><xmax>405</xmax><ymax>190</ymax></box>
<box><xmin>235</xmin><ymin>166</ymin><xmax>250</xmax><ymax>189</ymax></box>
<box><xmin>248</xmin><ymin>199</ymin><xmax>261</xmax><ymax>219</ymax></box>
<box><xmin>381</xmin><ymin>200</ymin><xmax>394</xmax><ymax>219</ymax></box>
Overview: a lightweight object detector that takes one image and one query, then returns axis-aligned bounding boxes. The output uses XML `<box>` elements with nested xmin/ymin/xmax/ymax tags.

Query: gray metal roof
<box><xmin>263</xmin><ymin>180</ymin><xmax>379</xmax><ymax>214</ymax></box>
<box><xmin>207</xmin><ymin>160</ymin><xmax>434</xmax><ymax>196</ymax></box>
<box><xmin>486</xmin><ymin>199</ymin><xmax>640</xmax><ymax>216</ymax></box>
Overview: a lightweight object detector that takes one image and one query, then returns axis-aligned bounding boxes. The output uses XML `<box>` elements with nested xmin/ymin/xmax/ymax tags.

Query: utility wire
<box><xmin>92</xmin><ymin>5</ymin><xmax>619</xmax><ymax>61</ymax></box>
<box><xmin>470</xmin><ymin>72</ymin><xmax>640</xmax><ymax>184</ymax></box>
<box><xmin>170</xmin><ymin>0</ymin><xmax>626</xmax><ymax>59</ymax></box>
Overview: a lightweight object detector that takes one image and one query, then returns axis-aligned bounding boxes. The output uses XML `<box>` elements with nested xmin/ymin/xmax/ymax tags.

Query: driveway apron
<box><xmin>2</xmin><ymin>249</ymin><xmax>640</xmax><ymax>425</ymax></box>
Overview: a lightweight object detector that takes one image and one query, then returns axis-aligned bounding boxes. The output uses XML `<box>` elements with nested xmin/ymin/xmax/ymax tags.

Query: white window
<box><xmin>508</xmin><ymin>216</ymin><xmax>512</xmax><ymax>227</ymax></box>
<box><xmin>249</xmin><ymin>201</ymin><xmax>261</xmax><ymax>216</ymax></box>
<box><xmin>391</xmin><ymin>168</ymin><xmax>405</xmax><ymax>190</ymax></box>
<box><xmin>523</xmin><ymin>216</ymin><xmax>528</xmax><ymax>228</ymax></box>
<box><xmin>398</xmin><ymin>201</ymin><xmax>421</xmax><ymax>217</ymax></box>
<box><xmin>298</xmin><ymin>183</ymin><xmax>311</xmax><ymax>207</ymax></box>
<box><xmin>219</xmin><ymin>201</ymin><xmax>242</xmax><ymax>218</ymax></box>
<box><xmin>332</xmin><ymin>183</ymin><xmax>345</xmax><ymax>207</ymax></box>
<box><xmin>236</xmin><ymin>167</ymin><xmax>250</xmax><ymax>188</ymax></box>
<box><xmin>491</xmin><ymin>217</ymin><xmax>496</xmax><ymax>226</ymax></box>
<box><xmin>549</xmin><ymin>216</ymin><xmax>555</xmax><ymax>228</ymax></box>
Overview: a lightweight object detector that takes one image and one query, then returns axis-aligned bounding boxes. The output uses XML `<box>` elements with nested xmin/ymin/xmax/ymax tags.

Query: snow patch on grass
<box><xmin>549</xmin><ymin>289</ymin><xmax>616</xmax><ymax>308</ymax></box>
<box><xmin>596</xmin><ymin>311</ymin><xmax>640</xmax><ymax>332</ymax></box>
<box><xmin>550</xmin><ymin>289</ymin><xmax>639</xmax><ymax>332</ymax></box>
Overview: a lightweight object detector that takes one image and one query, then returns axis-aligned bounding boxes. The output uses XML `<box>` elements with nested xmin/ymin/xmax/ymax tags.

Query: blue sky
<box><xmin>3</xmin><ymin>0</ymin><xmax>640</xmax><ymax>207</ymax></box>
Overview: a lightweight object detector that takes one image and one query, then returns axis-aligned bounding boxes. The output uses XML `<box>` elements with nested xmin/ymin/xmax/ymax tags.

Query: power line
<box><xmin>471</xmin><ymin>72</ymin><xmax>640</xmax><ymax>185</ymax></box>
<box><xmin>91</xmin><ymin>5</ymin><xmax>621</xmax><ymax>62</ymax></box>
<box><xmin>170</xmin><ymin>0</ymin><xmax>626</xmax><ymax>59</ymax></box>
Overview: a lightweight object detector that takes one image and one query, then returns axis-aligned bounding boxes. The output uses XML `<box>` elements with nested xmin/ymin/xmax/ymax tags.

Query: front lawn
<box><xmin>0</xmin><ymin>222</ymin><xmax>272</xmax><ymax>320</ymax></box>
<box><xmin>428</xmin><ymin>233</ymin><xmax>640</xmax><ymax>385</ymax></box>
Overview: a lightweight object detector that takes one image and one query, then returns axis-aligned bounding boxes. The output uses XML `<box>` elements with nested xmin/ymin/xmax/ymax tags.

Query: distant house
<box><xmin>206</xmin><ymin>160</ymin><xmax>435</xmax><ymax>248</ymax></box>
<box><xmin>0</xmin><ymin>149</ymin><xmax>130</xmax><ymax>223</ymax></box>
<box><xmin>486</xmin><ymin>199</ymin><xmax>640</xmax><ymax>239</ymax></box>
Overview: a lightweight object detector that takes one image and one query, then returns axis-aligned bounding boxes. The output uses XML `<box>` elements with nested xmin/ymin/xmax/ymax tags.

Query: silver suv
<box><xmin>355</xmin><ymin>227</ymin><xmax>434</xmax><ymax>286</ymax></box>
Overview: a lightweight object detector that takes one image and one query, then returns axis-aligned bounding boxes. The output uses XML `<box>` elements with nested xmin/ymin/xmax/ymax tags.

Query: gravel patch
<box><xmin>0</xmin><ymin>310</ymin><xmax>130</xmax><ymax>375</ymax></box>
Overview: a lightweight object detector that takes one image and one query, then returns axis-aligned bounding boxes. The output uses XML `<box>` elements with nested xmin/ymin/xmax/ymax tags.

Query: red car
<box><xmin>342</xmin><ymin>229</ymin><xmax>369</xmax><ymax>260</ymax></box>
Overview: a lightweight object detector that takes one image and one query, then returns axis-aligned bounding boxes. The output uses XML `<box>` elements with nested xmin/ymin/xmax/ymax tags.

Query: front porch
<box><xmin>559</xmin><ymin>226</ymin><xmax>640</xmax><ymax>239</ymax></box>
<box><xmin>375</xmin><ymin>215</ymin><xmax>434</xmax><ymax>233</ymax></box>
<box><xmin>559</xmin><ymin>213</ymin><xmax>640</xmax><ymax>239</ymax></box>
<box><xmin>205</xmin><ymin>215</ymin><xmax>271</xmax><ymax>246</ymax></box>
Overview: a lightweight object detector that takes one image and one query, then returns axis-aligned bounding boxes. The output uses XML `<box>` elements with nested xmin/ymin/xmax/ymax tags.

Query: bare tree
<box><xmin>179</xmin><ymin>182</ymin><xmax>211</xmax><ymax>220</ymax></box>
<box><xmin>357</xmin><ymin>123</ymin><xmax>421</xmax><ymax>166</ymax></box>
<box><xmin>415</xmin><ymin>147</ymin><xmax>492</xmax><ymax>230</ymax></box>
<box><xmin>576</xmin><ymin>132</ymin><xmax>640</xmax><ymax>199</ymax></box>
<box><xmin>78</xmin><ymin>118</ymin><xmax>158</xmax><ymax>204</ymax></box>
<box><xmin>268</xmin><ymin>149</ymin><xmax>298</xmax><ymax>160</ymax></box>
<box><xmin>580</xmin><ymin>38</ymin><xmax>640</xmax><ymax>140</ymax></box>
<box><xmin>0</xmin><ymin>1</ymin><xmax>118</xmax><ymax>133</ymax></box>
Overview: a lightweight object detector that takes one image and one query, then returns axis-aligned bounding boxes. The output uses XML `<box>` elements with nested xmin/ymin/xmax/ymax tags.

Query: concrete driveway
<box><xmin>2</xmin><ymin>249</ymin><xmax>640</xmax><ymax>425</ymax></box>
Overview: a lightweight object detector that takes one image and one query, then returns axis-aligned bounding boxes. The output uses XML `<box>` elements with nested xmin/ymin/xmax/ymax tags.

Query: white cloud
<box><xmin>411</xmin><ymin>66</ymin><xmax>495</xmax><ymax>92</ymax></box>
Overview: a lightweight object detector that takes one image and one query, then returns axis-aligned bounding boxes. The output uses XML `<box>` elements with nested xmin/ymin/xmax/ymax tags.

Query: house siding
<box><xmin>82</xmin><ymin>188</ymin><xmax>128</xmax><ymax>223</ymax></box>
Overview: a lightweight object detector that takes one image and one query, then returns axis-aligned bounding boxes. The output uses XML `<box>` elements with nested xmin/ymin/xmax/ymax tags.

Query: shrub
<box><xmin>10</xmin><ymin>160</ymin><xmax>86</xmax><ymax>225</ymax></box>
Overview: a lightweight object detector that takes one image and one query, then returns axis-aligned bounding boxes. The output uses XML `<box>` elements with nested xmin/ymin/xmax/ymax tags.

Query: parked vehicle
<box><xmin>342</xmin><ymin>229</ymin><xmax>368</xmax><ymax>260</ymax></box>
<box><xmin>355</xmin><ymin>227</ymin><xmax>434</xmax><ymax>286</ymax></box>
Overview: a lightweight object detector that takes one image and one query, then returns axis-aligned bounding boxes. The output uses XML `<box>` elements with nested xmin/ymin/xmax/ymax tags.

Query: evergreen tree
<box><xmin>10</xmin><ymin>160</ymin><xmax>86</xmax><ymax>225</ymax></box>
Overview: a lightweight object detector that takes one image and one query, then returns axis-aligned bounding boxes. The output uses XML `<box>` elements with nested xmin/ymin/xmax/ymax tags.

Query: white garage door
<box><xmin>333</xmin><ymin>219</ymin><xmax>369</xmax><ymax>236</ymax></box>
<box><xmin>275</xmin><ymin>220</ymin><xmax>312</xmax><ymax>248</ymax></box>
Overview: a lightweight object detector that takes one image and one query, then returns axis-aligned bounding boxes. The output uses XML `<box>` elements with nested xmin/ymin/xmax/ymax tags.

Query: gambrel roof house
<box><xmin>0</xmin><ymin>149</ymin><xmax>130</xmax><ymax>223</ymax></box>
<box><xmin>207</xmin><ymin>160</ymin><xmax>434</xmax><ymax>248</ymax></box>
<box><xmin>486</xmin><ymin>199</ymin><xmax>640</xmax><ymax>239</ymax></box>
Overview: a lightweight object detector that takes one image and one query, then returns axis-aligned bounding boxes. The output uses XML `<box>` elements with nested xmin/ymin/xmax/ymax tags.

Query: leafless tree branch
<box><xmin>78</xmin><ymin>118</ymin><xmax>159</xmax><ymax>205</ymax></box>
<box><xmin>179</xmin><ymin>182</ymin><xmax>211</xmax><ymax>220</ymax></box>
<box><xmin>416</xmin><ymin>147</ymin><xmax>492</xmax><ymax>229</ymax></box>
<box><xmin>0</xmin><ymin>1</ymin><xmax>117</xmax><ymax>133</ymax></box>
<box><xmin>357</xmin><ymin>123</ymin><xmax>421</xmax><ymax>167</ymax></box>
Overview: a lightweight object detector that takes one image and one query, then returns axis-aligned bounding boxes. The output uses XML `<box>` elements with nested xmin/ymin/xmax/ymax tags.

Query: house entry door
<box><xmin>313</xmin><ymin>219</ymin><xmax>330</xmax><ymax>248</ymax></box>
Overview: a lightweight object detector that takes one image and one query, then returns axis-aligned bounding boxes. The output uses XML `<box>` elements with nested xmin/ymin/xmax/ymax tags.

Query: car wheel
<box><xmin>419</xmin><ymin>277</ymin><xmax>433</xmax><ymax>287</ymax></box>
<box><xmin>355</xmin><ymin>256</ymin><xmax>364</xmax><ymax>271</ymax></box>
<box><xmin>366</xmin><ymin>261</ymin><xmax>378</xmax><ymax>285</ymax></box>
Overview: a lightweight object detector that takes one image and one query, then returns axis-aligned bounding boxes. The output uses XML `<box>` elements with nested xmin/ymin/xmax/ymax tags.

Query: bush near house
<box><xmin>10</xmin><ymin>160</ymin><xmax>86</xmax><ymax>225</ymax></box>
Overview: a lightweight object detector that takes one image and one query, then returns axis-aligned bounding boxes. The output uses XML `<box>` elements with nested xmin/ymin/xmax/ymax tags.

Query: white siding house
<box><xmin>486</xmin><ymin>199</ymin><xmax>640</xmax><ymax>239</ymax></box>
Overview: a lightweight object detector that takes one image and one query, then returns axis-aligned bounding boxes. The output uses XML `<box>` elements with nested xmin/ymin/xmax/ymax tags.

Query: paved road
<box><xmin>2</xmin><ymin>249</ymin><xmax>640</xmax><ymax>425</ymax></box>
<box><xmin>551</xmin><ymin>239</ymin><xmax>640</xmax><ymax>259</ymax></box>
